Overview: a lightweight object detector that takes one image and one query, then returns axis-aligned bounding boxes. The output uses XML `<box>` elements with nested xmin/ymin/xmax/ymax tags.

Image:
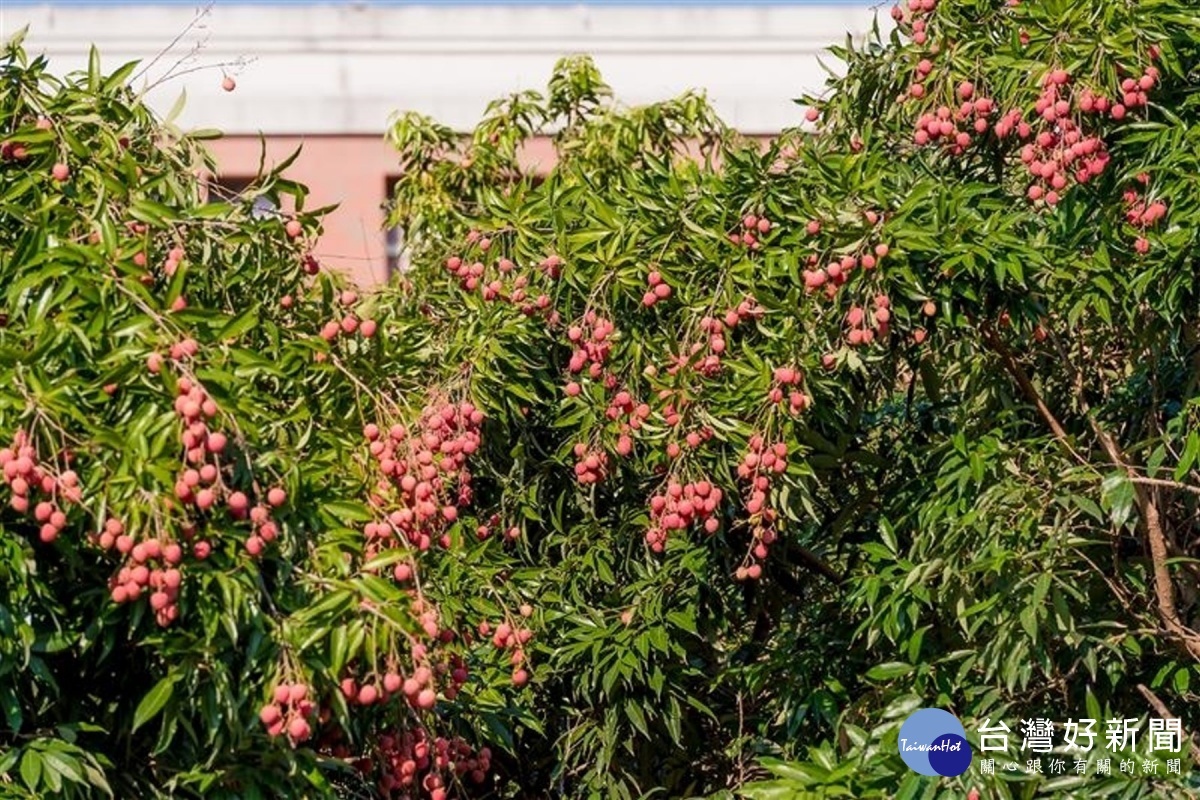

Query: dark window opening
<box><xmin>208</xmin><ymin>175</ymin><xmax>277</xmax><ymax>220</ymax></box>
<box><xmin>384</xmin><ymin>176</ymin><xmax>410</xmax><ymax>278</ymax></box>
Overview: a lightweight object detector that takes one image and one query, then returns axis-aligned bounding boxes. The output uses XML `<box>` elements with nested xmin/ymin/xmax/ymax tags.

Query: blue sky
<box><xmin>12</xmin><ymin>0</ymin><xmax>867</xmax><ymax>5</ymax></box>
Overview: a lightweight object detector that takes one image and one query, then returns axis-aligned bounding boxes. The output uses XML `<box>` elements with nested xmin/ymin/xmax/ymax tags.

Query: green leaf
<box><xmin>1100</xmin><ymin>472</ymin><xmax>1135</xmax><ymax>529</ymax></box>
<box><xmin>40</xmin><ymin>750</ymin><xmax>84</xmax><ymax>785</ymax></box>
<box><xmin>165</xmin><ymin>88</ymin><xmax>187</xmax><ymax>125</ymax></box>
<box><xmin>865</xmin><ymin>662</ymin><xmax>913</xmax><ymax>681</ymax></box>
<box><xmin>131</xmin><ymin>675</ymin><xmax>176</xmax><ymax>733</ymax></box>
<box><xmin>19</xmin><ymin>750</ymin><xmax>41</xmax><ymax>791</ymax></box>
<box><xmin>87</xmin><ymin>45</ymin><xmax>100</xmax><ymax>90</ymax></box>
<box><xmin>1175</xmin><ymin>433</ymin><xmax>1199</xmax><ymax>481</ymax></box>
<box><xmin>323</xmin><ymin>500</ymin><xmax>374</xmax><ymax>523</ymax></box>
<box><xmin>218</xmin><ymin>308</ymin><xmax>260</xmax><ymax>340</ymax></box>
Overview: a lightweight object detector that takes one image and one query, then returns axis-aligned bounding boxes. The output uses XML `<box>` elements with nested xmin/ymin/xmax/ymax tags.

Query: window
<box><xmin>379</xmin><ymin>172</ymin><xmax>543</xmax><ymax>279</ymax></box>
<box><xmin>208</xmin><ymin>176</ymin><xmax>278</xmax><ymax>220</ymax></box>
<box><xmin>384</xmin><ymin>176</ymin><xmax>410</xmax><ymax>278</ymax></box>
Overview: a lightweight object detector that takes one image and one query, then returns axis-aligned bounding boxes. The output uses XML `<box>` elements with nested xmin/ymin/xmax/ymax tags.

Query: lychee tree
<box><xmin>375</xmin><ymin>0</ymin><xmax>1200</xmax><ymax>795</ymax></box>
<box><xmin>738</xmin><ymin>0</ymin><xmax>1200</xmax><ymax>795</ymax></box>
<box><xmin>3</xmin><ymin>0</ymin><xmax>1200</xmax><ymax>795</ymax></box>
<box><xmin>0</xmin><ymin>31</ymin><xmax>535</xmax><ymax>800</ymax></box>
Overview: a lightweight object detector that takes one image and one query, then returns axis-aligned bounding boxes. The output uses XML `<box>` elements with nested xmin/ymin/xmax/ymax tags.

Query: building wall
<box><xmin>7</xmin><ymin>2</ymin><xmax>882</xmax><ymax>284</ymax></box>
<box><xmin>206</xmin><ymin>134</ymin><xmax>561</xmax><ymax>285</ymax></box>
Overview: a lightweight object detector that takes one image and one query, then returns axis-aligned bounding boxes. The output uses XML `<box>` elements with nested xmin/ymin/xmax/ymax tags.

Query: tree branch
<box><xmin>1127</xmin><ymin>476</ymin><xmax>1200</xmax><ymax>497</ymax></box>
<box><xmin>979</xmin><ymin>323</ymin><xmax>1086</xmax><ymax>466</ymax></box>
<box><xmin>1048</xmin><ymin>333</ymin><xmax>1200</xmax><ymax>664</ymax></box>
<box><xmin>780</xmin><ymin>542</ymin><xmax>845</xmax><ymax>587</ymax></box>
<box><xmin>982</xmin><ymin>322</ymin><xmax>1200</xmax><ymax>662</ymax></box>
<box><xmin>1136</xmin><ymin>683</ymin><xmax>1200</xmax><ymax>767</ymax></box>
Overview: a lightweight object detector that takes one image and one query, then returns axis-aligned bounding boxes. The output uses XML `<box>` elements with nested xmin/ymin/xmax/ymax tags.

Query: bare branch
<box><xmin>1127</xmin><ymin>476</ymin><xmax>1200</xmax><ymax>497</ymax></box>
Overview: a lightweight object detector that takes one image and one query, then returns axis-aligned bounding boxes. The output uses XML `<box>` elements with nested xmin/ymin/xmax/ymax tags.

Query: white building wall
<box><xmin>4</xmin><ymin>3</ymin><xmax>882</xmax><ymax>134</ymax></box>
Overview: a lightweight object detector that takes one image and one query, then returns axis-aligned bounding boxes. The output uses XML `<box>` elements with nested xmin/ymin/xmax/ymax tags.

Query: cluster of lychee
<box><xmin>602</xmin><ymin>390</ymin><xmax>650</xmax><ymax>427</ymax></box>
<box><xmin>464</xmin><ymin>229</ymin><xmax>493</xmax><ymax>252</ymax></box>
<box><xmin>319</xmin><ymin>290</ymin><xmax>378</xmax><ymax>342</ymax></box>
<box><xmin>473</xmin><ymin>511</ymin><xmax>521</xmax><ymax>543</ymax></box>
<box><xmin>443</xmin><ymin>255</ymin><xmax>487</xmax><ymax>291</ymax></box>
<box><xmin>738</xmin><ymin>437</ymin><xmax>788</xmax><ymax>496</ymax></box>
<box><xmin>664</xmin><ymin>301</ymin><xmax>760</xmax><ymax>381</ymax></box>
<box><xmin>1124</xmin><ymin>194</ymin><xmax>1167</xmax><ymax>228</ymax></box>
<box><xmin>906</xmin><ymin>57</ymin><xmax>934</xmax><ymax>100</ymax></box>
<box><xmin>442</xmin><ymin>254</ymin><xmax>537</xmax><ymax>307</ymax></box>
<box><xmin>367</xmin><ymin>728</ymin><xmax>491</xmax><ymax>799</ymax></box>
<box><xmin>681</xmin><ymin>314</ymin><xmax>730</xmax><ymax>377</ymax></box>
<box><xmin>1</xmin><ymin>431</ymin><xmax>82</xmax><ymax>542</ymax></box>
<box><xmin>107</xmin><ymin>532</ymin><xmax>185</xmax><ymax>627</ymax></box>
<box><xmin>484</xmin><ymin>259</ymin><xmax>516</xmax><ymax>302</ymax></box>
<box><xmin>340</xmin><ymin>657</ymin><xmax>454</xmax><ymax>711</ymax></box>
<box><xmin>729</xmin><ymin>438</ymin><xmax>787</xmax><ymax>582</ymax></box>
<box><xmin>145</xmin><ymin>337</ymin><xmax>198</xmax><ymax>377</ymax></box>
<box><xmin>162</xmin><ymin>246</ymin><xmax>185</xmax><ymax>277</ymax></box>
<box><xmin>242</xmin><ymin>497</ymin><xmax>286</xmax><ymax>556</ymax></box>
<box><xmin>912</xmin><ymin>300</ymin><xmax>937</xmax><ymax>344</ymax></box>
<box><xmin>802</xmin><ymin>241</ymin><xmax>889</xmax><ymax>299</ymax></box>
<box><xmin>1122</xmin><ymin>175</ymin><xmax>1167</xmax><ymax>254</ymax></box>
<box><xmin>388</xmin><ymin>629</ymin><xmax>475</xmax><ymax>703</ymax></box>
<box><xmin>845</xmin><ymin>295</ymin><xmax>891</xmax><ymax>346</ymax></box>
<box><xmin>668</xmin><ymin>339</ymin><xmax>723</xmax><ymax>379</ymax></box>
<box><xmin>768</xmin><ymin>366</ymin><xmax>810</xmax><ymax>415</ymax></box>
<box><xmin>1009</xmin><ymin>71</ymin><xmax>1113</xmax><ymax>206</ymax></box>
<box><xmin>719</xmin><ymin>298</ymin><xmax>763</xmax><ymax>350</ymax></box>
<box><xmin>890</xmin><ymin>0</ymin><xmax>937</xmax><ymax>46</ymax></box>
<box><xmin>168</xmin><ymin>377</ymin><xmax>287</xmax><ymax>555</ymax></box>
<box><xmin>645</xmin><ymin>479</ymin><xmax>724</xmax><ymax>552</ymax></box>
<box><xmin>571</xmin><ymin>442</ymin><xmax>610</xmax><ymax>485</ymax></box>
<box><xmin>3</xmin><ymin>119</ymin><xmax>52</xmax><ymax>163</ymax></box>
<box><xmin>411</xmin><ymin>601</ymin><xmax>451</xmax><ymax>642</ymax></box>
<box><xmin>260</xmin><ymin>682</ymin><xmax>317</xmax><ymax>744</ymax></box>
<box><xmin>538</xmin><ymin>253</ymin><xmax>565</xmax><ymax>279</ymax></box>
<box><xmin>1110</xmin><ymin>66</ymin><xmax>1159</xmax><ymax>117</ymax></box>
<box><xmin>663</xmin><ymin>425</ymin><xmax>715</xmax><ymax>460</ymax></box>
<box><xmin>566</xmin><ymin>312</ymin><xmax>616</xmax><ymax>379</ymax></box>
<box><xmin>123</xmin><ymin>220</ymin><xmax>155</xmax><ymax>287</ymax></box>
<box><xmin>170</xmin><ymin>377</ymin><xmax>223</xmax><ymax>464</ymax></box>
<box><xmin>602</xmin><ymin>390</ymin><xmax>651</xmax><ymax>457</ymax></box>
<box><xmin>517</xmin><ymin>287</ymin><xmax>555</xmax><ymax>319</ymax></box>
<box><xmin>0</xmin><ymin>140</ymin><xmax>30</xmax><ymax>161</ymax></box>
<box><xmin>444</xmin><ymin>233</ymin><xmax>561</xmax><ymax>314</ymax></box>
<box><xmin>641</xmin><ymin>270</ymin><xmax>672</xmax><ymax>307</ymax></box>
<box><xmin>728</xmin><ymin>213</ymin><xmax>772</xmax><ymax>250</ymax></box>
<box><xmin>20</xmin><ymin>483</ymin><xmax>74</xmax><ymax>543</ymax></box>
<box><xmin>912</xmin><ymin>83</ymin><xmax>998</xmax><ymax>153</ymax></box>
<box><xmin>482</xmin><ymin>615</ymin><xmax>534</xmax><ymax>686</ymax></box>
<box><xmin>362</xmin><ymin>400</ymin><xmax>484</xmax><ymax>559</ymax></box>
<box><xmin>734</xmin><ymin>436</ymin><xmax>787</xmax><ymax>581</ymax></box>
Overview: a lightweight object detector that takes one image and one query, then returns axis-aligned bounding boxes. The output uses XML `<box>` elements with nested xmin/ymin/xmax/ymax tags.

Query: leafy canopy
<box><xmin>2</xmin><ymin>0</ymin><xmax>1200</xmax><ymax>797</ymax></box>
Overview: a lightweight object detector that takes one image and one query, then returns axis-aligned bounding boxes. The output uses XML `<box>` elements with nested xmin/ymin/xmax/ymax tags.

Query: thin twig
<box><xmin>132</xmin><ymin>3</ymin><xmax>214</xmax><ymax>86</ymax></box>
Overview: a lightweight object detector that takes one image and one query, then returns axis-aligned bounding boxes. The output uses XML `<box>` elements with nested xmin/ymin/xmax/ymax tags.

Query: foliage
<box><xmin>380</xmin><ymin>0</ymin><xmax>1200</xmax><ymax>795</ymax></box>
<box><xmin>3</xmin><ymin>0</ymin><xmax>1200</xmax><ymax>795</ymax></box>
<box><xmin>0</xmin><ymin>30</ymin><xmax>524</xmax><ymax>800</ymax></box>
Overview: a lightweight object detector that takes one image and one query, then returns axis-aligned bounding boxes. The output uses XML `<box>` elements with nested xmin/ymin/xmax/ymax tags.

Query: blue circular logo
<box><xmin>897</xmin><ymin>708</ymin><xmax>972</xmax><ymax>776</ymax></box>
